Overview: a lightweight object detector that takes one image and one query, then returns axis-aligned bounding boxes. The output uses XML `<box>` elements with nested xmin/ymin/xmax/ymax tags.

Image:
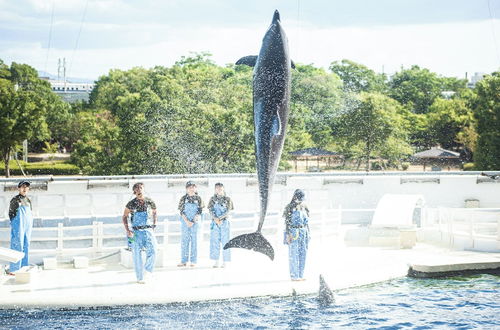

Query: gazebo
<box><xmin>412</xmin><ymin>147</ymin><xmax>461</xmax><ymax>171</ymax></box>
<box><xmin>289</xmin><ymin>148</ymin><xmax>343</xmax><ymax>172</ymax></box>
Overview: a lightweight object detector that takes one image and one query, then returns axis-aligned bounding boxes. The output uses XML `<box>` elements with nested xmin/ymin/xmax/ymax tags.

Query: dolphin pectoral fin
<box><xmin>236</xmin><ymin>55</ymin><xmax>258</xmax><ymax>67</ymax></box>
<box><xmin>223</xmin><ymin>232</ymin><xmax>275</xmax><ymax>260</ymax></box>
<box><xmin>272</xmin><ymin>113</ymin><xmax>281</xmax><ymax>136</ymax></box>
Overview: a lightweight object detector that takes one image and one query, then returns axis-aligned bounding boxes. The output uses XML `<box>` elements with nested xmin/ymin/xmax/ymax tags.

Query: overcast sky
<box><xmin>1</xmin><ymin>0</ymin><xmax>499</xmax><ymax>80</ymax></box>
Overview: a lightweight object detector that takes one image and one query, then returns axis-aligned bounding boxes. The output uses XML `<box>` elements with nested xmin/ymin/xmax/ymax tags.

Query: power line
<box><xmin>487</xmin><ymin>0</ymin><xmax>500</xmax><ymax>67</ymax></box>
<box><xmin>67</xmin><ymin>0</ymin><xmax>89</xmax><ymax>78</ymax></box>
<box><xmin>295</xmin><ymin>0</ymin><xmax>301</xmax><ymax>60</ymax></box>
<box><xmin>43</xmin><ymin>1</ymin><xmax>55</xmax><ymax>74</ymax></box>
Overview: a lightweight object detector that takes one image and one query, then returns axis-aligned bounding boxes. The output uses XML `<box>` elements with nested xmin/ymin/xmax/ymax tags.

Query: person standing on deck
<box><xmin>8</xmin><ymin>181</ymin><xmax>33</xmax><ymax>275</ymax></box>
<box><xmin>208</xmin><ymin>183</ymin><xmax>234</xmax><ymax>268</ymax></box>
<box><xmin>283</xmin><ymin>189</ymin><xmax>310</xmax><ymax>281</ymax></box>
<box><xmin>178</xmin><ymin>181</ymin><xmax>204</xmax><ymax>267</ymax></box>
<box><xmin>122</xmin><ymin>182</ymin><xmax>158</xmax><ymax>284</ymax></box>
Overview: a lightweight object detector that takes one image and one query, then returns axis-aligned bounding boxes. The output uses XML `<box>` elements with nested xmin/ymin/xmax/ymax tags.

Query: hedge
<box><xmin>0</xmin><ymin>161</ymin><xmax>81</xmax><ymax>176</ymax></box>
<box><xmin>462</xmin><ymin>163</ymin><xmax>476</xmax><ymax>171</ymax></box>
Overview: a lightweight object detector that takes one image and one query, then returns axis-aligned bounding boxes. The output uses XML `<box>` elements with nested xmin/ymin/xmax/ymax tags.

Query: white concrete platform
<box><xmin>0</xmin><ymin>240</ymin><xmax>498</xmax><ymax>308</ymax></box>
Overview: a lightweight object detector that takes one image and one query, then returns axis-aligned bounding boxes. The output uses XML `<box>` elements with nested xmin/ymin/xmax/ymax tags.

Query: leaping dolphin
<box><xmin>223</xmin><ymin>10</ymin><xmax>292</xmax><ymax>260</ymax></box>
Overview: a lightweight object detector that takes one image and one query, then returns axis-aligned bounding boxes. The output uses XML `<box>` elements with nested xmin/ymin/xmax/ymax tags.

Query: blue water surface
<box><xmin>1</xmin><ymin>274</ymin><xmax>498</xmax><ymax>329</ymax></box>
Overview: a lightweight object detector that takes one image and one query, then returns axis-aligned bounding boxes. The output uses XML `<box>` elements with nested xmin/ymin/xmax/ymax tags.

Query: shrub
<box><xmin>462</xmin><ymin>162</ymin><xmax>475</xmax><ymax>171</ymax></box>
<box><xmin>401</xmin><ymin>162</ymin><xmax>410</xmax><ymax>171</ymax></box>
<box><xmin>1</xmin><ymin>161</ymin><xmax>81</xmax><ymax>176</ymax></box>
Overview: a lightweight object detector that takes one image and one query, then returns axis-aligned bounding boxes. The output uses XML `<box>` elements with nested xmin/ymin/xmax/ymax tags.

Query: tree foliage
<box><xmin>473</xmin><ymin>72</ymin><xmax>500</xmax><ymax>170</ymax></box>
<box><xmin>332</xmin><ymin>92</ymin><xmax>411</xmax><ymax>171</ymax></box>
<box><xmin>0</xmin><ymin>61</ymin><xmax>53</xmax><ymax>176</ymax></box>
<box><xmin>426</xmin><ymin>98</ymin><xmax>475</xmax><ymax>151</ymax></box>
<box><xmin>1</xmin><ymin>56</ymin><xmax>492</xmax><ymax>176</ymax></box>
<box><xmin>389</xmin><ymin>65</ymin><xmax>444</xmax><ymax>114</ymax></box>
<box><xmin>329</xmin><ymin>59</ymin><xmax>387</xmax><ymax>94</ymax></box>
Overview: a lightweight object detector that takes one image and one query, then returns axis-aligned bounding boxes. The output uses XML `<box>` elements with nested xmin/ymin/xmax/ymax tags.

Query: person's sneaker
<box><xmin>212</xmin><ymin>261</ymin><xmax>219</xmax><ymax>268</ymax></box>
<box><xmin>137</xmin><ymin>279</ymin><xmax>146</xmax><ymax>284</ymax></box>
<box><xmin>190</xmin><ymin>263</ymin><xmax>196</xmax><ymax>267</ymax></box>
<box><xmin>177</xmin><ymin>263</ymin><xmax>187</xmax><ymax>267</ymax></box>
<box><xmin>220</xmin><ymin>263</ymin><xmax>226</xmax><ymax>268</ymax></box>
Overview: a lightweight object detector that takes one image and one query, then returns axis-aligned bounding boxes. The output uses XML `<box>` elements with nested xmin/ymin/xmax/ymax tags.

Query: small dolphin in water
<box><xmin>318</xmin><ymin>274</ymin><xmax>335</xmax><ymax>305</ymax></box>
<box><xmin>223</xmin><ymin>10</ymin><xmax>292</xmax><ymax>260</ymax></box>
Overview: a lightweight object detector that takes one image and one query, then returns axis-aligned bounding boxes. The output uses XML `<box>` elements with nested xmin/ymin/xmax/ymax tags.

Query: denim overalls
<box><xmin>10</xmin><ymin>197</ymin><xmax>33</xmax><ymax>272</ymax></box>
<box><xmin>209</xmin><ymin>197</ymin><xmax>231</xmax><ymax>263</ymax></box>
<box><xmin>287</xmin><ymin>205</ymin><xmax>310</xmax><ymax>280</ymax></box>
<box><xmin>180</xmin><ymin>196</ymin><xmax>201</xmax><ymax>264</ymax></box>
<box><xmin>130</xmin><ymin>200</ymin><xmax>157</xmax><ymax>281</ymax></box>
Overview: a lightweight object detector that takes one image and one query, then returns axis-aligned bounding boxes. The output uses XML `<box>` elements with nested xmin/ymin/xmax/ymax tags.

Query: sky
<box><xmin>1</xmin><ymin>0</ymin><xmax>499</xmax><ymax>81</ymax></box>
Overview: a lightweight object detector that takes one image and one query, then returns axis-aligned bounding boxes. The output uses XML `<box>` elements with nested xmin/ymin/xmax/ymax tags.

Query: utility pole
<box><xmin>63</xmin><ymin>58</ymin><xmax>67</xmax><ymax>92</ymax></box>
<box><xmin>23</xmin><ymin>140</ymin><xmax>28</xmax><ymax>162</ymax></box>
<box><xmin>57</xmin><ymin>58</ymin><xmax>61</xmax><ymax>81</ymax></box>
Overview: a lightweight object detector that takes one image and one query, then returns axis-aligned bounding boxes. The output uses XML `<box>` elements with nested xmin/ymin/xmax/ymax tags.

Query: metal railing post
<box><xmin>497</xmin><ymin>216</ymin><xmax>500</xmax><ymax>250</ymax></box>
<box><xmin>163</xmin><ymin>217</ymin><xmax>169</xmax><ymax>246</ymax></box>
<box><xmin>97</xmin><ymin>221</ymin><xmax>104</xmax><ymax>252</ymax></box>
<box><xmin>92</xmin><ymin>221</ymin><xmax>98</xmax><ymax>252</ymax></box>
<box><xmin>469</xmin><ymin>210</ymin><xmax>475</xmax><ymax>249</ymax></box>
<box><xmin>57</xmin><ymin>223</ymin><xmax>63</xmax><ymax>253</ymax></box>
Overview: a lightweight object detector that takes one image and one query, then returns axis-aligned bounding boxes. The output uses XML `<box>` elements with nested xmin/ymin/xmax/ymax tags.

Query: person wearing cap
<box><xmin>8</xmin><ymin>181</ymin><xmax>33</xmax><ymax>274</ymax></box>
<box><xmin>177</xmin><ymin>181</ymin><xmax>204</xmax><ymax>267</ymax></box>
<box><xmin>208</xmin><ymin>183</ymin><xmax>234</xmax><ymax>268</ymax></box>
<box><xmin>122</xmin><ymin>182</ymin><xmax>158</xmax><ymax>284</ymax></box>
<box><xmin>282</xmin><ymin>189</ymin><xmax>310</xmax><ymax>281</ymax></box>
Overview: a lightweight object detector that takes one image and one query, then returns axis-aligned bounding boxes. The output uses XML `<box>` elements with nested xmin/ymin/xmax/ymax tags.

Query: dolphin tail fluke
<box><xmin>223</xmin><ymin>232</ymin><xmax>274</xmax><ymax>260</ymax></box>
<box><xmin>318</xmin><ymin>274</ymin><xmax>335</xmax><ymax>305</ymax></box>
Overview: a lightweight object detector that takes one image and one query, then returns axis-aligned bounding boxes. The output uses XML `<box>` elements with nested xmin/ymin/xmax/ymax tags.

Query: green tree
<box><xmin>329</xmin><ymin>59</ymin><xmax>386</xmax><ymax>93</ymax></box>
<box><xmin>0</xmin><ymin>60</ymin><xmax>51</xmax><ymax>177</ymax></box>
<box><xmin>332</xmin><ymin>92</ymin><xmax>411</xmax><ymax>171</ymax></box>
<box><xmin>389</xmin><ymin>65</ymin><xmax>443</xmax><ymax>114</ymax></box>
<box><xmin>70</xmin><ymin>110</ymin><xmax>121</xmax><ymax>175</ymax></box>
<box><xmin>426</xmin><ymin>98</ymin><xmax>475</xmax><ymax>151</ymax></box>
<box><xmin>290</xmin><ymin>64</ymin><xmax>343</xmax><ymax>149</ymax></box>
<box><xmin>77</xmin><ymin>54</ymin><xmax>256</xmax><ymax>175</ymax></box>
<box><xmin>42</xmin><ymin>93</ymin><xmax>76</xmax><ymax>151</ymax></box>
<box><xmin>473</xmin><ymin>72</ymin><xmax>500</xmax><ymax>170</ymax></box>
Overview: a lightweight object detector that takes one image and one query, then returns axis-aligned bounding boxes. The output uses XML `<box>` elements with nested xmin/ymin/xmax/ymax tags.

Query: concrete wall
<box><xmin>0</xmin><ymin>172</ymin><xmax>499</xmax><ymax>223</ymax></box>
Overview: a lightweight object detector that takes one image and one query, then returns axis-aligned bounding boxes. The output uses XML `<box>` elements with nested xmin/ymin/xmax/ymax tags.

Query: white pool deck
<box><xmin>1</xmin><ymin>238</ymin><xmax>499</xmax><ymax>309</ymax></box>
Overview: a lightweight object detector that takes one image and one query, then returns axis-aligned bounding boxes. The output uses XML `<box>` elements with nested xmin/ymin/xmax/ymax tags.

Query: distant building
<box><xmin>48</xmin><ymin>80</ymin><xmax>95</xmax><ymax>103</ymax></box>
<box><xmin>440</xmin><ymin>91</ymin><xmax>456</xmax><ymax>99</ymax></box>
<box><xmin>467</xmin><ymin>72</ymin><xmax>485</xmax><ymax>89</ymax></box>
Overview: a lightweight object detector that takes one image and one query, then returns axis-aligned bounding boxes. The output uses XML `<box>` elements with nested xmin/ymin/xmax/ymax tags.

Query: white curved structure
<box><xmin>372</xmin><ymin>194</ymin><xmax>425</xmax><ymax>227</ymax></box>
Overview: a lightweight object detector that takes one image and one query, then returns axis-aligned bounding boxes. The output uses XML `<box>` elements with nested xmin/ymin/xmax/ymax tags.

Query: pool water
<box><xmin>1</xmin><ymin>274</ymin><xmax>498</xmax><ymax>329</ymax></box>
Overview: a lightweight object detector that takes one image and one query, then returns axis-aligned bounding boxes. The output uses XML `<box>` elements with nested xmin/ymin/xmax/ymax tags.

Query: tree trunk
<box><xmin>365</xmin><ymin>140</ymin><xmax>371</xmax><ymax>172</ymax></box>
<box><xmin>3</xmin><ymin>147</ymin><xmax>11</xmax><ymax>178</ymax></box>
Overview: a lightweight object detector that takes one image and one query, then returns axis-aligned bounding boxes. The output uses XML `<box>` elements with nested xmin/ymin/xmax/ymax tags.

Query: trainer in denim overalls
<box><xmin>122</xmin><ymin>182</ymin><xmax>158</xmax><ymax>284</ymax></box>
<box><xmin>178</xmin><ymin>181</ymin><xmax>204</xmax><ymax>267</ymax></box>
<box><xmin>208</xmin><ymin>183</ymin><xmax>234</xmax><ymax>268</ymax></box>
<box><xmin>8</xmin><ymin>181</ymin><xmax>33</xmax><ymax>274</ymax></box>
<box><xmin>283</xmin><ymin>189</ymin><xmax>310</xmax><ymax>281</ymax></box>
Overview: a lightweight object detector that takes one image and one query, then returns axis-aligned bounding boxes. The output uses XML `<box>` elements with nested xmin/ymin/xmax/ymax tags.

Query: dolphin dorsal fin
<box><xmin>236</xmin><ymin>55</ymin><xmax>258</xmax><ymax>67</ymax></box>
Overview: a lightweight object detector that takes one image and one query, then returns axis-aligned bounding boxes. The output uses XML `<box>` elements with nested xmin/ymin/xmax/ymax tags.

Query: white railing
<box><xmin>0</xmin><ymin>209</ymin><xmax>342</xmax><ymax>259</ymax></box>
<box><xmin>424</xmin><ymin>207</ymin><xmax>500</xmax><ymax>250</ymax></box>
